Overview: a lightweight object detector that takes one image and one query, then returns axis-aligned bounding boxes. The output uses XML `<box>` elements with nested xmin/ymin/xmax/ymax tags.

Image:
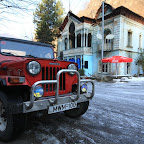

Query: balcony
<box><xmin>98</xmin><ymin>42</ymin><xmax>113</xmax><ymax>52</ymax></box>
<box><xmin>63</xmin><ymin>47</ymin><xmax>92</xmax><ymax>56</ymax></box>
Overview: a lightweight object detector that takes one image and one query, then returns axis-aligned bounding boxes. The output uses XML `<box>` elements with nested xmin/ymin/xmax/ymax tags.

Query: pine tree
<box><xmin>33</xmin><ymin>0</ymin><xmax>64</xmax><ymax>44</ymax></box>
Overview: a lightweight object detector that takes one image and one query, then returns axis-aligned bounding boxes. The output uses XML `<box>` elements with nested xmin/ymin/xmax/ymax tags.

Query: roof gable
<box><xmin>96</xmin><ymin>5</ymin><xmax>144</xmax><ymax>25</ymax></box>
<box><xmin>59</xmin><ymin>11</ymin><xmax>94</xmax><ymax>32</ymax></box>
<box><xmin>95</xmin><ymin>3</ymin><xmax>115</xmax><ymax>20</ymax></box>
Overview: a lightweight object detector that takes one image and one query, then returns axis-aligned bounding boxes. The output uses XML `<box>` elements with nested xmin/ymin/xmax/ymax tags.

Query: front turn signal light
<box><xmin>8</xmin><ymin>77</ymin><xmax>25</xmax><ymax>84</ymax></box>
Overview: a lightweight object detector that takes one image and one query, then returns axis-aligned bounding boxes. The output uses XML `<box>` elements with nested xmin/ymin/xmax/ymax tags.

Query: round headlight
<box><xmin>68</xmin><ymin>64</ymin><xmax>77</xmax><ymax>75</ymax></box>
<box><xmin>27</xmin><ymin>61</ymin><xmax>41</xmax><ymax>75</ymax></box>
<box><xmin>34</xmin><ymin>85</ymin><xmax>44</xmax><ymax>98</ymax></box>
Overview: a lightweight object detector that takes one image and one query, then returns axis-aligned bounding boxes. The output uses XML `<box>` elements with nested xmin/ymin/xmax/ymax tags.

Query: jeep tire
<box><xmin>0</xmin><ymin>91</ymin><xmax>25</xmax><ymax>142</ymax></box>
<box><xmin>64</xmin><ymin>101</ymin><xmax>89</xmax><ymax>118</ymax></box>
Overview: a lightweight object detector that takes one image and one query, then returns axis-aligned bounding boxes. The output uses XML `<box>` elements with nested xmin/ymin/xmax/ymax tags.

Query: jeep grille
<box><xmin>42</xmin><ymin>67</ymin><xmax>65</xmax><ymax>93</ymax></box>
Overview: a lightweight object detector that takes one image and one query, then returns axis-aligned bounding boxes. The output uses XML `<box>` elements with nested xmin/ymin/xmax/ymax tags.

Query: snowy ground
<box><xmin>2</xmin><ymin>77</ymin><xmax>144</xmax><ymax>144</ymax></box>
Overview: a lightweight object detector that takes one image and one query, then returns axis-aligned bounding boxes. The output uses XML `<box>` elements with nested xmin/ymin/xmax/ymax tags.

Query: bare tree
<box><xmin>0</xmin><ymin>0</ymin><xmax>38</xmax><ymax>22</ymax></box>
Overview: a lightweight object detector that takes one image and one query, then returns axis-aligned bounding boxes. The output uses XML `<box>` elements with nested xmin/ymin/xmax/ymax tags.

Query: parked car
<box><xmin>0</xmin><ymin>37</ymin><xmax>94</xmax><ymax>141</ymax></box>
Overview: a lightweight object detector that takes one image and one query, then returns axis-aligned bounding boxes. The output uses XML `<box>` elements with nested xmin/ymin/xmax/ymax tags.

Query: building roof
<box><xmin>0</xmin><ymin>36</ymin><xmax>52</xmax><ymax>47</ymax></box>
<box><xmin>59</xmin><ymin>11</ymin><xmax>95</xmax><ymax>32</ymax></box>
<box><xmin>96</xmin><ymin>5</ymin><xmax>144</xmax><ymax>25</ymax></box>
<box><xmin>115</xmin><ymin>6</ymin><xmax>144</xmax><ymax>25</ymax></box>
<box><xmin>59</xmin><ymin>4</ymin><xmax>144</xmax><ymax>34</ymax></box>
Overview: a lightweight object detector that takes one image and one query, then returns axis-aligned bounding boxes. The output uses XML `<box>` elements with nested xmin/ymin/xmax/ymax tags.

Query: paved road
<box><xmin>1</xmin><ymin>80</ymin><xmax>144</xmax><ymax>144</ymax></box>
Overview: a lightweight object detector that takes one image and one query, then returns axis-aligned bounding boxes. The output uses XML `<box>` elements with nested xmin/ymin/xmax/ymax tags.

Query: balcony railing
<box><xmin>98</xmin><ymin>42</ymin><xmax>113</xmax><ymax>51</ymax></box>
<box><xmin>63</xmin><ymin>47</ymin><xmax>92</xmax><ymax>56</ymax></box>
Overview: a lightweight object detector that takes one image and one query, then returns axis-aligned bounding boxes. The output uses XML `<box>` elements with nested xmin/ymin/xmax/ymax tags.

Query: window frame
<box><xmin>139</xmin><ymin>34</ymin><xmax>142</xmax><ymax>49</ymax></box>
<box><xmin>88</xmin><ymin>33</ymin><xmax>92</xmax><ymax>47</ymax></box>
<box><xmin>98</xmin><ymin>60</ymin><xmax>111</xmax><ymax>73</ymax></box>
<box><xmin>77</xmin><ymin>33</ymin><xmax>81</xmax><ymax>47</ymax></box>
<box><xmin>127</xmin><ymin>30</ymin><xmax>133</xmax><ymax>48</ymax></box>
<box><xmin>64</xmin><ymin>38</ymin><xmax>68</xmax><ymax>50</ymax></box>
<box><xmin>85</xmin><ymin>61</ymin><xmax>88</xmax><ymax>69</ymax></box>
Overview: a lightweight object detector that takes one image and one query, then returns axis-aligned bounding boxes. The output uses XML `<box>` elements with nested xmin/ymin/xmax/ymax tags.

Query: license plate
<box><xmin>48</xmin><ymin>102</ymin><xmax>77</xmax><ymax>114</ymax></box>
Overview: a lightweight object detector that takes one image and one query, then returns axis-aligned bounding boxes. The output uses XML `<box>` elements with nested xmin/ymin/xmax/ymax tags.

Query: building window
<box><xmin>139</xmin><ymin>35</ymin><xmax>142</xmax><ymax>48</ymax></box>
<box><xmin>64</xmin><ymin>57</ymin><xmax>67</xmax><ymax>61</ymax></box>
<box><xmin>60</xmin><ymin>51</ymin><xmax>63</xmax><ymax>60</ymax></box>
<box><xmin>128</xmin><ymin>31</ymin><xmax>132</xmax><ymax>47</ymax></box>
<box><xmin>88</xmin><ymin>33</ymin><xmax>92</xmax><ymax>47</ymax></box>
<box><xmin>104</xmin><ymin>28</ymin><xmax>111</xmax><ymax>38</ymax></box>
<box><xmin>76</xmin><ymin>58</ymin><xmax>81</xmax><ymax>69</ymax></box>
<box><xmin>125</xmin><ymin>63</ymin><xmax>130</xmax><ymax>74</ymax></box>
<box><xmin>64</xmin><ymin>38</ymin><xmax>67</xmax><ymax>50</ymax></box>
<box><xmin>69</xmin><ymin>22</ymin><xmax>75</xmax><ymax>49</ymax></box>
<box><xmin>104</xmin><ymin>28</ymin><xmax>111</xmax><ymax>43</ymax></box>
<box><xmin>82</xmin><ymin>55</ymin><xmax>84</xmax><ymax>69</ymax></box>
<box><xmin>104</xmin><ymin>28</ymin><xmax>112</xmax><ymax>50</ymax></box>
<box><xmin>85</xmin><ymin>33</ymin><xmax>87</xmax><ymax>47</ymax></box>
<box><xmin>85</xmin><ymin>61</ymin><xmax>88</xmax><ymax>69</ymax></box>
<box><xmin>98</xmin><ymin>60</ymin><xmax>111</xmax><ymax>73</ymax></box>
<box><xmin>77</xmin><ymin>33</ymin><xmax>81</xmax><ymax>47</ymax></box>
<box><xmin>69</xmin><ymin>58</ymin><xmax>75</xmax><ymax>62</ymax></box>
<box><xmin>103</xmin><ymin>63</ymin><xmax>108</xmax><ymax>72</ymax></box>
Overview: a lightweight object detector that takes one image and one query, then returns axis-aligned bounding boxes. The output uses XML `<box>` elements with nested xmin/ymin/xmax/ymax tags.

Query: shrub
<box><xmin>78</xmin><ymin>69</ymin><xmax>85</xmax><ymax>76</ymax></box>
<box><xmin>135</xmin><ymin>50</ymin><xmax>144</xmax><ymax>75</ymax></box>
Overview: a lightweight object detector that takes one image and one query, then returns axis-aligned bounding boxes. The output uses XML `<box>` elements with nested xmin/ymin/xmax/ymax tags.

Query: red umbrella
<box><xmin>102</xmin><ymin>56</ymin><xmax>133</xmax><ymax>77</ymax></box>
<box><xmin>102</xmin><ymin>56</ymin><xmax>133</xmax><ymax>63</ymax></box>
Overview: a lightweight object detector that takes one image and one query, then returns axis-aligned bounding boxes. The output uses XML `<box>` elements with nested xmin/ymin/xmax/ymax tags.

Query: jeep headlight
<box><xmin>27</xmin><ymin>61</ymin><xmax>41</xmax><ymax>75</ymax></box>
<box><xmin>68</xmin><ymin>64</ymin><xmax>77</xmax><ymax>75</ymax></box>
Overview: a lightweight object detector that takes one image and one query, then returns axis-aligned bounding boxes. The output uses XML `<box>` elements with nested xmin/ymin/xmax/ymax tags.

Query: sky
<box><xmin>0</xmin><ymin>0</ymin><xmax>90</xmax><ymax>40</ymax></box>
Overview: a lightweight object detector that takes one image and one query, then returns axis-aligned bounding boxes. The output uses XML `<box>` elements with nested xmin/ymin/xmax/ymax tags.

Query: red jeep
<box><xmin>0</xmin><ymin>37</ymin><xmax>94</xmax><ymax>141</ymax></box>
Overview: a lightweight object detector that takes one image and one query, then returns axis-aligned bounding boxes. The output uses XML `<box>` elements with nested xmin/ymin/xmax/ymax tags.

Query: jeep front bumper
<box><xmin>23</xmin><ymin>69</ymin><xmax>95</xmax><ymax>113</ymax></box>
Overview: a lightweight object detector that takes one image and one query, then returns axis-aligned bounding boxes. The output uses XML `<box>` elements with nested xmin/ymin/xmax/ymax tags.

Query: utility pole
<box><xmin>101</xmin><ymin>0</ymin><xmax>105</xmax><ymax>79</ymax></box>
<box><xmin>102</xmin><ymin>0</ymin><xmax>105</xmax><ymax>60</ymax></box>
<box><xmin>69</xmin><ymin>0</ymin><xmax>71</xmax><ymax>11</ymax></box>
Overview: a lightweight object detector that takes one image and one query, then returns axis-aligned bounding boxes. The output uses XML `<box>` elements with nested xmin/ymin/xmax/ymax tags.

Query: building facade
<box><xmin>58</xmin><ymin>3</ymin><xmax>144</xmax><ymax>77</ymax></box>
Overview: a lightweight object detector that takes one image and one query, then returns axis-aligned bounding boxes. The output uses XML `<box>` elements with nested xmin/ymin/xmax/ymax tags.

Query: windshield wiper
<box><xmin>1</xmin><ymin>52</ymin><xmax>15</xmax><ymax>56</ymax></box>
<box><xmin>25</xmin><ymin>55</ymin><xmax>37</xmax><ymax>58</ymax></box>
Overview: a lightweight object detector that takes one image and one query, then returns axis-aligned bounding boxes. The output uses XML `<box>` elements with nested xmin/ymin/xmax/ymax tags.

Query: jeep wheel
<box><xmin>0</xmin><ymin>101</ymin><xmax>7</xmax><ymax>132</ymax></box>
<box><xmin>0</xmin><ymin>91</ymin><xmax>25</xmax><ymax>142</ymax></box>
<box><xmin>64</xmin><ymin>101</ymin><xmax>89</xmax><ymax>118</ymax></box>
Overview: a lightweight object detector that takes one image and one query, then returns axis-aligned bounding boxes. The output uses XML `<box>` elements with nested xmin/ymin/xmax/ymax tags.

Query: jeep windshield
<box><xmin>0</xmin><ymin>40</ymin><xmax>54</xmax><ymax>59</ymax></box>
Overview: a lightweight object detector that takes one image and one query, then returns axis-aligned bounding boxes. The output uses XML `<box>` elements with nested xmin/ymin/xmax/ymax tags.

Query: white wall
<box><xmin>119</xmin><ymin>15</ymin><xmax>144</xmax><ymax>75</ymax></box>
